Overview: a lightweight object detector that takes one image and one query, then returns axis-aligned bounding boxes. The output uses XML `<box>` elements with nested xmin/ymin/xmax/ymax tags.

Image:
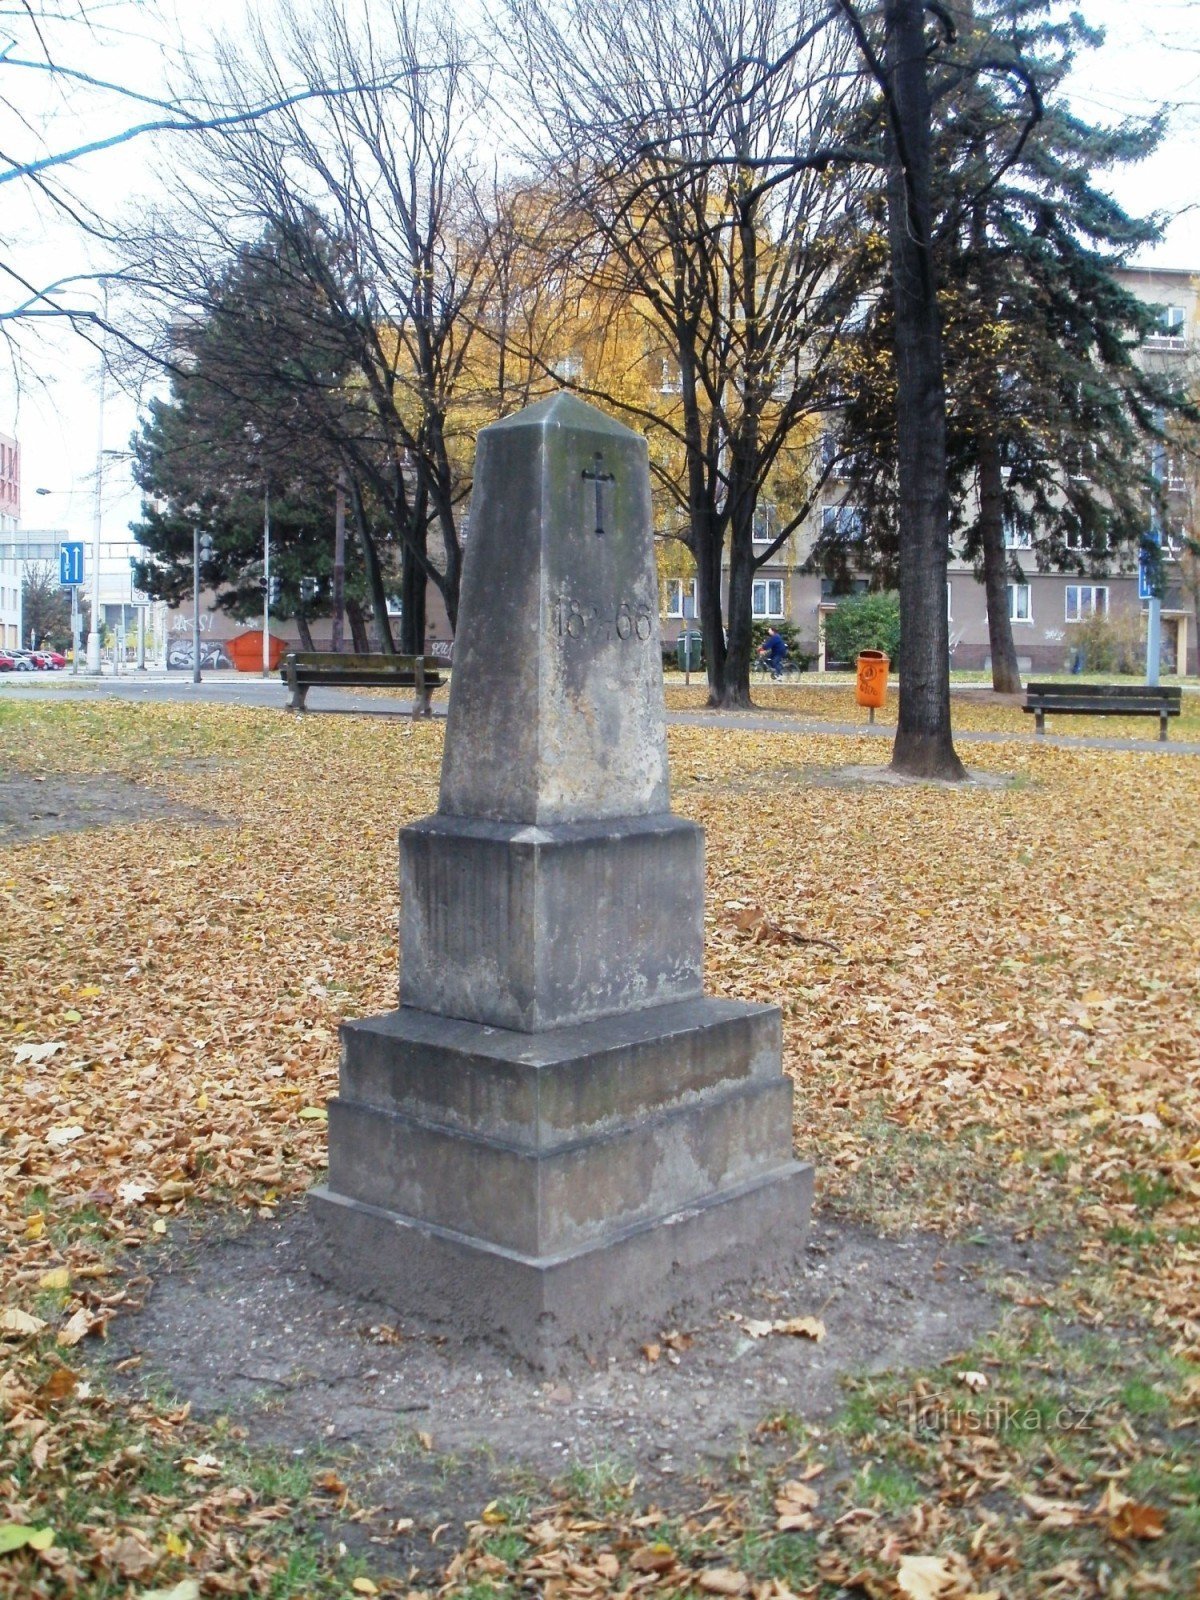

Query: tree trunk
<box><xmin>977</xmin><ymin>434</ymin><xmax>1023</xmax><ymax>693</ymax></box>
<box><xmin>331</xmin><ymin>470</ymin><xmax>346</xmax><ymax>652</ymax></box>
<box><xmin>296</xmin><ymin>610</ymin><xmax>315</xmax><ymax>651</ymax></box>
<box><xmin>885</xmin><ymin>0</ymin><xmax>968</xmax><ymax>780</ymax></box>
<box><xmin>400</xmin><ymin>537</ymin><xmax>427</xmax><ymax>657</ymax></box>
<box><xmin>346</xmin><ymin>597</ymin><xmax>370</xmax><ymax>653</ymax></box>
<box><xmin>720</xmin><ymin>486</ymin><xmax>756</xmax><ymax>708</ymax></box>
<box><xmin>348</xmin><ymin>480</ymin><xmax>396</xmax><ymax>654</ymax></box>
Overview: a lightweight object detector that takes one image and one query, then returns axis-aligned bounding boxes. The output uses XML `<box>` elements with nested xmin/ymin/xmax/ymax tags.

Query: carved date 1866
<box><xmin>553</xmin><ymin>596</ymin><xmax>654</xmax><ymax>643</ymax></box>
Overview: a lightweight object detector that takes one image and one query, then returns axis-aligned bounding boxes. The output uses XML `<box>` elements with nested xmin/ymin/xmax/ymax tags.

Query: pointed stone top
<box><xmin>438</xmin><ymin>394</ymin><xmax>669</xmax><ymax>826</ymax></box>
<box><xmin>486</xmin><ymin>391</ymin><xmax>641</xmax><ymax>439</ymax></box>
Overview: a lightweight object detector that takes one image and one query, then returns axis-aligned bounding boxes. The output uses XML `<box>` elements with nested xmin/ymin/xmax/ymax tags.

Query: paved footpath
<box><xmin>2</xmin><ymin>673</ymin><xmax>1197</xmax><ymax>755</ymax></box>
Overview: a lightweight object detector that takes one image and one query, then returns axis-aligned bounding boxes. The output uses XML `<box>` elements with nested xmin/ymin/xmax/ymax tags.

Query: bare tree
<box><xmin>502</xmin><ymin>0</ymin><xmax>874</xmax><ymax>708</ymax></box>
<box><xmin>114</xmin><ymin>0</ymin><xmax>506</xmax><ymax>649</ymax></box>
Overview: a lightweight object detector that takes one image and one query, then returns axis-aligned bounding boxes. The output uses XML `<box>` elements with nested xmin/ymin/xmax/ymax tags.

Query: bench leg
<box><xmin>289</xmin><ymin>683</ymin><xmax>309</xmax><ymax>712</ymax></box>
<box><xmin>1160</xmin><ymin>712</ymin><xmax>1168</xmax><ymax>743</ymax></box>
<box><xmin>1035</xmin><ymin>710</ymin><xmax>1044</xmax><ymax>736</ymax></box>
<box><xmin>413</xmin><ymin>657</ymin><xmax>430</xmax><ymax>720</ymax></box>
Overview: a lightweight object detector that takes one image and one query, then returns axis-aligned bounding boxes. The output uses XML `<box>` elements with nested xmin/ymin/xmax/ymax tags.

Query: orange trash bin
<box><xmin>226</xmin><ymin>629</ymin><xmax>288</xmax><ymax>672</ymax></box>
<box><xmin>856</xmin><ymin>649</ymin><xmax>889</xmax><ymax>711</ymax></box>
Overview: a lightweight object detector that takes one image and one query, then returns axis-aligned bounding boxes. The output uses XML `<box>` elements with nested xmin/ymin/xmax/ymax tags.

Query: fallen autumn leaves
<box><xmin>1</xmin><ymin>697</ymin><xmax>1198</xmax><ymax>1598</ymax></box>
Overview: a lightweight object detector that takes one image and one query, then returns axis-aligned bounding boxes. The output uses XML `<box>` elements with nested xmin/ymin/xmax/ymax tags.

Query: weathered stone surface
<box><xmin>438</xmin><ymin>393</ymin><xmax>669</xmax><ymax>826</ymax></box>
<box><xmin>327</xmin><ymin>1075</ymin><xmax>795</xmax><ymax>1256</ymax></box>
<box><xmin>311</xmin><ymin>391</ymin><xmax>811</xmax><ymax>1368</ymax></box>
<box><xmin>339</xmin><ymin>997</ymin><xmax>782</xmax><ymax>1144</ymax></box>
<box><xmin>310</xmin><ymin>1161</ymin><xmax>814</xmax><ymax>1374</ymax></box>
<box><xmin>399</xmin><ymin>814</ymin><xmax>704</xmax><ymax>1030</ymax></box>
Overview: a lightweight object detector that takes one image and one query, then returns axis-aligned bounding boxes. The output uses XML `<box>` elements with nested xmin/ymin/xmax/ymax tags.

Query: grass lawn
<box><xmin>1</xmin><ymin>698</ymin><xmax>1197</xmax><ymax>1599</ymax></box>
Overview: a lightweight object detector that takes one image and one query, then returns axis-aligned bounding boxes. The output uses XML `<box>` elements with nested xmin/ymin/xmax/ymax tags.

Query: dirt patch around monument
<box><xmin>0</xmin><ymin>766</ymin><xmax>225</xmax><ymax>842</ymax></box>
<box><xmin>97</xmin><ymin>1202</ymin><xmax>1060</xmax><ymax>1575</ymax></box>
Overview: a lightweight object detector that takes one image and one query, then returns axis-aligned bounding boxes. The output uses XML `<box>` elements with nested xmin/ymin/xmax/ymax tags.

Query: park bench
<box><xmin>1022</xmin><ymin>681</ymin><xmax>1182</xmax><ymax>741</ymax></box>
<box><xmin>281</xmin><ymin>651</ymin><xmax>444</xmax><ymax>716</ymax></box>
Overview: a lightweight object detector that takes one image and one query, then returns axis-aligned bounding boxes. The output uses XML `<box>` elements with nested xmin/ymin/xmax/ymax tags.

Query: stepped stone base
<box><xmin>310</xmin><ymin>1164</ymin><xmax>813</xmax><ymax>1373</ymax></box>
<box><xmin>310</xmin><ymin>998</ymin><xmax>811</xmax><ymax>1368</ymax></box>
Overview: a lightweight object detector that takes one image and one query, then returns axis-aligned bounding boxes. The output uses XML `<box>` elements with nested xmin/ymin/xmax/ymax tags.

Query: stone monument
<box><xmin>310</xmin><ymin>392</ymin><xmax>812</xmax><ymax>1369</ymax></box>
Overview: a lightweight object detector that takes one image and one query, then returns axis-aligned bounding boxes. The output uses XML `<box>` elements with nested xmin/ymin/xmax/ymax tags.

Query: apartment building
<box><xmin>662</xmin><ymin>265</ymin><xmax>1198</xmax><ymax>676</ymax></box>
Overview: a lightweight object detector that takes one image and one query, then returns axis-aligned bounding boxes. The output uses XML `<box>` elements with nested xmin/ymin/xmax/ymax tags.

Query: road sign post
<box><xmin>58</xmin><ymin>541</ymin><xmax>84</xmax><ymax>587</ymax></box>
<box><xmin>1140</xmin><ymin>529</ymin><xmax>1163</xmax><ymax>687</ymax></box>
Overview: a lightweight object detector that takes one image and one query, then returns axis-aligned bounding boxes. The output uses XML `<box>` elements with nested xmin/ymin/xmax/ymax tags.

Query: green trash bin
<box><xmin>676</xmin><ymin>631</ymin><xmax>703</xmax><ymax>671</ymax></box>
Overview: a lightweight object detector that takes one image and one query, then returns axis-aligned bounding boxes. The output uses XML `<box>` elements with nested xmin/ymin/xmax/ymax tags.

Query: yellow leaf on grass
<box><xmin>195</xmin><ymin>1092</ymin><xmax>208</xmax><ymax>1111</ymax></box>
<box><xmin>0</xmin><ymin>1307</ymin><xmax>47</xmax><ymax>1338</ymax></box>
<box><xmin>896</xmin><ymin>1554</ymin><xmax>965</xmax><ymax>1600</ymax></box>
<box><xmin>77</xmin><ymin>986</ymin><xmax>103</xmax><ymax>999</ymax></box>
<box><xmin>137</xmin><ymin>1582</ymin><xmax>200</xmax><ymax>1600</ymax></box>
<box><xmin>38</xmin><ymin>1268</ymin><xmax>70</xmax><ymax>1291</ymax></box>
<box><xmin>298</xmin><ymin>1106</ymin><xmax>328</xmax><ymax>1121</ymax></box>
<box><xmin>629</xmin><ymin>1543</ymin><xmax>676</xmax><ymax>1574</ymax></box>
<box><xmin>35</xmin><ymin>1368</ymin><xmax>78</xmax><ymax>1403</ymax></box>
<box><xmin>696</xmin><ymin>1568</ymin><xmax>749</xmax><ymax>1595</ymax></box>
<box><xmin>352</xmin><ymin>1581</ymin><xmax>379</xmax><ymax>1596</ymax></box>
<box><xmin>23</xmin><ymin>1214</ymin><xmax>45</xmax><ymax>1241</ymax></box>
<box><xmin>0</xmin><ymin>1523</ymin><xmax>55</xmax><ymax>1554</ymax></box>
<box><xmin>1021</xmin><ymin>1493</ymin><xmax>1083</xmax><ymax>1529</ymax></box>
<box><xmin>57</xmin><ymin>1307</ymin><xmax>93</xmax><ymax>1348</ymax></box>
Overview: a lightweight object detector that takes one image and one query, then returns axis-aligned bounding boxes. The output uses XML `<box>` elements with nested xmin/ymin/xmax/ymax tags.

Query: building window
<box><xmin>752</xmin><ymin>579</ymin><xmax>784</xmax><ymax>618</ymax></box>
<box><xmin>665</xmin><ymin>578</ymin><xmax>698</xmax><ymax>618</ymax></box>
<box><xmin>552</xmin><ymin>353</ymin><xmax>583</xmax><ymax>382</ymax></box>
<box><xmin>1004</xmin><ymin>517</ymin><xmax>1032</xmax><ymax>549</ymax></box>
<box><xmin>1065</xmin><ymin>584</ymin><xmax>1108</xmax><ymax>622</ymax></box>
<box><xmin>1008</xmin><ymin>583</ymin><xmax>1032</xmax><ymax>622</ymax></box>
<box><xmin>753</xmin><ymin>502</ymin><xmax>779</xmax><ymax>545</ymax></box>
<box><xmin>1150</xmin><ymin>306</ymin><xmax>1186</xmax><ymax>346</ymax></box>
<box><xmin>659</xmin><ymin>359</ymin><xmax>682</xmax><ymax>395</ymax></box>
<box><xmin>820</xmin><ymin>577</ymin><xmax>869</xmax><ymax>600</ymax></box>
<box><xmin>821</xmin><ymin>505</ymin><xmax>864</xmax><ymax>540</ymax></box>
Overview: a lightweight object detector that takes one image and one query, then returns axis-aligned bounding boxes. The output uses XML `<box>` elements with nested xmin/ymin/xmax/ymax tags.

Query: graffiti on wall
<box><xmin>167</xmin><ymin>641</ymin><xmax>234</xmax><ymax>670</ymax></box>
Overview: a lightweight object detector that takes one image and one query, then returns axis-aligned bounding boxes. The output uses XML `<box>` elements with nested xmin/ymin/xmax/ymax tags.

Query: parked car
<box><xmin>7</xmin><ymin>650</ymin><xmax>36</xmax><ymax>671</ymax></box>
<box><xmin>0</xmin><ymin>649</ymin><xmax>16</xmax><ymax>671</ymax></box>
<box><xmin>30</xmin><ymin>649</ymin><xmax>65</xmax><ymax>669</ymax></box>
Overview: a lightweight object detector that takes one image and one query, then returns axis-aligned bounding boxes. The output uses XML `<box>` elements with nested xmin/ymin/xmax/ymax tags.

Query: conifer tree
<box><xmin>830</xmin><ymin>0</ymin><xmax>1187</xmax><ymax>693</ymax></box>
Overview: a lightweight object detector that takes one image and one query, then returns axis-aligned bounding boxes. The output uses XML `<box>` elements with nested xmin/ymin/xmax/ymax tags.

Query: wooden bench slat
<box><xmin>1022</xmin><ymin>682</ymin><xmax>1180</xmax><ymax>741</ymax></box>
<box><xmin>280</xmin><ymin>651</ymin><xmax>444</xmax><ymax>718</ymax></box>
<box><xmin>1022</xmin><ymin>699</ymin><xmax>1180</xmax><ymax>714</ymax></box>
<box><xmin>1026</xmin><ymin>682</ymin><xmax>1181</xmax><ymax>702</ymax></box>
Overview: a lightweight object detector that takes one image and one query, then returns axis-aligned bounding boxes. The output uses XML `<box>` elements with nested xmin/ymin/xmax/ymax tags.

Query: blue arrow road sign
<box><xmin>59</xmin><ymin>542</ymin><xmax>84</xmax><ymax>586</ymax></box>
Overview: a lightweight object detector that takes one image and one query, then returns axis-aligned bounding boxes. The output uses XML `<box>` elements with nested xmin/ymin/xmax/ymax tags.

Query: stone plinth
<box><xmin>399</xmin><ymin>813</ymin><xmax>703</xmax><ymax>1030</ymax></box>
<box><xmin>310</xmin><ymin>393</ymin><xmax>812</xmax><ymax>1368</ymax></box>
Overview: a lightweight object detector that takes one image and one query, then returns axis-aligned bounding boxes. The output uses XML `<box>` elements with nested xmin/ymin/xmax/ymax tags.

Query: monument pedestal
<box><xmin>309</xmin><ymin>394</ymin><xmax>812</xmax><ymax>1368</ymax></box>
<box><xmin>310</xmin><ymin>999</ymin><xmax>812</xmax><ymax>1370</ymax></box>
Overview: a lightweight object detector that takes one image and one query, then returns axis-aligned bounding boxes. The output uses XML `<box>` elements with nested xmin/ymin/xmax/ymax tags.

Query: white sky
<box><xmin>2</xmin><ymin>0</ymin><xmax>1199</xmax><ymax>558</ymax></box>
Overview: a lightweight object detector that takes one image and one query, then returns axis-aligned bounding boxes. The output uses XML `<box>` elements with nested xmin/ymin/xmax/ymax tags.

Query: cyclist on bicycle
<box><xmin>758</xmin><ymin>626</ymin><xmax>788</xmax><ymax>680</ymax></box>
